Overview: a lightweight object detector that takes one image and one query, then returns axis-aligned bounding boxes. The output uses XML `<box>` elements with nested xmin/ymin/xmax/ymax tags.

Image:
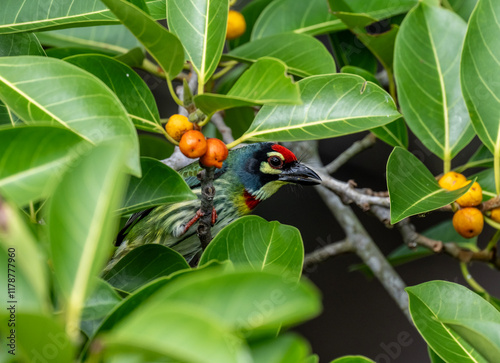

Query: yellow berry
<box><xmin>452</xmin><ymin>207</ymin><xmax>484</xmax><ymax>238</ymax></box>
<box><xmin>226</xmin><ymin>10</ymin><xmax>246</xmax><ymax>40</ymax></box>
<box><xmin>165</xmin><ymin>114</ymin><xmax>194</xmax><ymax>142</ymax></box>
<box><xmin>438</xmin><ymin>171</ymin><xmax>467</xmax><ymax>191</ymax></box>
<box><xmin>179</xmin><ymin>130</ymin><xmax>207</xmax><ymax>158</ymax></box>
<box><xmin>490</xmin><ymin>208</ymin><xmax>500</xmax><ymax>223</ymax></box>
<box><xmin>456</xmin><ymin>181</ymin><xmax>483</xmax><ymax>207</ymax></box>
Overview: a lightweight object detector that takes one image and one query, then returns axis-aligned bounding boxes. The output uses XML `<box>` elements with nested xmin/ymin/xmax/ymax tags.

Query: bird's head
<box><xmin>227</xmin><ymin>143</ymin><xmax>322</xmax><ymax>202</ymax></box>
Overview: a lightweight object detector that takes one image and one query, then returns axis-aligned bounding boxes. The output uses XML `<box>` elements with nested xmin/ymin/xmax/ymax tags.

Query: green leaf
<box><xmin>0</xmin><ymin>0</ymin><xmax>166</xmax><ymax>34</ymax></box>
<box><xmin>394</xmin><ymin>3</ymin><xmax>473</xmax><ymax>163</ymax></box>
<box><xmin>330</xmin><ymin>31</ymin><xmax>377</xmax><ymax>73</ymax></box>
<box><xmin>138</xmin><ymin>133</ymin><xmax>174</xmax><ymax>159</ymax></box>
<box><xmin>81</xmin><ymin>278</ymin><xmax>122</xmax><ymax>337</ymax></box>
<box><xmin>428</xmin><ymin>347</ymin><xmax>446</xmax><ymax>363</ymax></box>
<box><xmin>64</xmin><ymin>54</ymin><xmax>162</xmax><ymax>133</ymax></box>
<box><xmin>228</xmin><ymin>33</ymin><xmax>336</xmax><ymax>77</ymax></box>
<box><xmin>224</xmin><ymin>107</ymin><xmax>255</xmax><ymax>140</ymax></box>
<box><xmin>119</xmin><ymin>157</ymin><xmax>196</xmax><ymax>215</ymax></box>
<box><xmin>328</xmin><ymin>0</ymin><xmax>418</xmax><ymax>18</ymax></box>
<box><xmin>48</xmin><ymin>142</ymin><xmax>129</xmax><ymax>335</ymax></box>
<box><xmin>341</xmin><ymin>66</ymin><xmax>380</xmax><ymax>85</ymax></box>
<box><xmin>235</xmin><ymin>74</ymin><xmax>400</xmax><ymax>143</ymax></box>
<box><xmin>250</xmin><ymin>334</ymin><xmax>310</xmax><ymax>363</ymax></box>
<box><xmin>102</xmin><ymin>0</ymin><xmax>184</xmax><ymax>81</ymax></box>
<box><xmin>103</xmin><ymin>244</ymin><xmax>189</xmax><ymax>293</ymax></box>
<box><xmin>407</xmin><ymin>281</ymin><xmax>500</xmax><ymax>363</ymax></box>
<box><xmin>445</xmin><ymin>320</ymin><xmax>500</xmax><ymax>362</ymax></box>
<box><xmin>330</xmin><ymin>356</ymin><xmax>375</xmax><ymax>363</ymax></box>
<box><xmin>0</xmin><ymin>125</ymin><xmax>91</xmax><ymax>206</ymax></box>
<box><xmin>167</xmin><ymin>0</ymin><xmax>228</xmax><ymax>87</ymax></box>
<box><xmin>0</xmin><ymin>56</ymin><xmax>140</xmax><ymax>175</ymax></box>
<box><xmin>387</xmin><ymin>147</ymin><xmax>471</xmax><ymax>223</ymax></box>
<box><xmin>45</xmin><ymin>47</ymin><xmax>115</xmax><ymax>59</ymax></box>
<box><xmin>0</xmin><ymin>33</ymin><xmax>45</xmax><ymax>56</ymax></box>
<box><xmin>371</xmin><ymin>118</ymin><xmax>409</xmax><ymax>148</ymax></box>
<box><xmin>200</xmin><ymin>216</ymin><xmax>304</xmax><ymax>281</ymax></box>
<box><xmin>194</xmin><ymin>58</ymin><xmax>301</xmax><ymax>115</ymax></box>
<box><xmin>15</xmin><ymin>313</ymin><xmax>74</xmax><ymax>363</ymax></box>
<box><xmin>252</xmin><ymin>0</ymin><xmax>345</xmax><ymax>39</ymax></box>
<box><xmin>461</xmin><ymin>0</ymin><xmax>500</xmax><ymax>194</ymax></box>
<box><xmin>457</xmin><ymin>144</ymin><xmax>494</xmax><ymax>172</ymax></box>
<box><xmin>144</xmin><ymin>269</ymin><xmax>321</xmax><ymax>336</ymax></box>
<box><xmin>448</xmin><ymin>0</ymin><xmax>478</xmax><ymax>20</ymax></box>
<box><xmin>103</xmin><ymin>302</ymin><xmax>250</xmax><ymax>363</ymax></box>
<box><xmin>36</xmin><ymin>25</ymin><xmax>141</xmax><ymax>54</ymax></box>
<box><xmin>473</xmin><ymin>168</ymin><xmax>496</xmax><ymax>200</ymax></box>
<box><xmin>0</xmin><ymin>198</ymin><xmax>50</xmax><ymax>313</ymax></box>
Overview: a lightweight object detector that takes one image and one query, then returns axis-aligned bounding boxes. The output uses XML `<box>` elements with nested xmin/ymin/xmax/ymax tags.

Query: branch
<box><xmin>325</xmin><ymin>133</ymin><xmax>376</xmax><ymax>174</ymax></box>
<box><xmin>211</xmin><ymin>112</ymin><xmax>235</xmax><ymax>144</ymax></box>
<box><xmin>196</xmin><ymin>167</ymin><xmax>215</xmax><ymax>249</ymax></box>
<box><xmin>303</xmin><ymin>239</ymin><xmax>353</xmax><ymax>269</ymax></box>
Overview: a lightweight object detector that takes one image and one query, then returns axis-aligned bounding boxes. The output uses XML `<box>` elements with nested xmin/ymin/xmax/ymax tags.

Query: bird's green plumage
<box><xmin>106</xmin><ymin>143</ymin><xmax>320</xmax><ymax>269</ymax></box>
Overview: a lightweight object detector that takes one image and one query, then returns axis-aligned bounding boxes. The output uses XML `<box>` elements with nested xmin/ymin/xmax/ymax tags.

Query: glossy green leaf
<box><xmin>456</xmin><ymin>144</ymin><xmax>494</xmax><ymax>173</ymax></box>
<box><xmin>0</xmin><ymin>33</ymin><xmax>45</xmax><ymax>56</ymax></box>
<box><xmin>330</xmin><ymin>356</ymin><xmax>375</xmax><ymax>363</ymax></box>
<box><xmin>0</xmin><ymin>56</ymin><xmax>140</xmax><ymax>175</ymax></box>
<box><xmin>387</xmin><ymin>147</ymin><xmax>471</xmax><ymax>223</ymax></box>
<box><xmin>15</xmin><ymin>313</ymin><xmax>74</xmax><ymax>363</ymax></box>
<box><xmin>36</xmin><ymin>25</ymin><xmax>140</xmax><ymax>54</ymax></box>
<box><xmin>103</xmin><ymin>303</ymin><xmax>250</xmax><ymax>363</ymax></box>
<box><xmin>395</xmin><ymin>3</ymin><xmax>473</xmax><ymax>163</ymax></box>
<box><xmin>228</xmin><ymin>33</ymin><xmax>336</xmax><ymax>77</ymax></box>
<box><xmin>45</xmin><ymin>47</ymin><xmax>114</xmax><ymax>59</ymax></box>
<box><xmin>103</xmin><ymin>244</ymin><xmax>189</xmax><ymax>293</ymax></box>
<box><xmin>250</xmin><ymin>334</ymin><xmax>310</xmax><ymax>363</ymax></box>
<box><xmin>0</xmin><ymin>102</ymin><xmax>16</xmax><ymax>126</ymax></box>
<box><xmin>118</xmin><ymin>157</ymin><xmax>196</xmax><ymax>215</ymax></box>
<box><xmin>228</xmin><ymin>0</ymin><xmax>274</xmax><ymax>49</ymax></box>
<box><xmin>0</xmin><ymin>198</ymin><xmax>49</xmax><ymax>313</ymax></box>
<box><xmin>252</xmin><ymin>0</ymin><xmax>345</xmax><ymax>39</ymax></box>
<box><xmin>330</xmin><ymin>31</ymin><xmax>377</xmax><ymax>73</ymax></box>
<box><xmin>167</xmin><ymin>0</ymin><xmax>228</xmax><ymax>86</ymax></box>
<box><xmin>448</xmin><ymin>0</ymin><xmax>478</xmax><ymax>20</ymax></box>
<box><xmin>102</xmin><ymin>0</ymin><xmax>184</xmax><ymax>81</ymax></box>
<box><xmin>48</xmin><ymin>142</ymin><xmax>128</xmax><ymax>334</ymax></box>
<box><xmin>138</xmin><ymin>134</ymin><xmax>174</xmax><ymax>159</ymax></box>
<box><xmin>64</xmin><ymin>54</ymin><xmax>161</xmax><ymax>133</ymax></box>
<box><xmin>0</xmin><ymin>0</ymin><xmax>166</xmax><ymax>34</ymax></box>
<box><xmin>224</xmin><ymin>107</ymin><xmax>255</xmax><ymax>140</ymax></box>
<box><xmin>341</xmin><ymin>66</ymin><xmax>380</xmax><ymax>85</ymax></box>
<box><xmin>407</xmin><ymin>281</ymin><xmax>500</xmax><ymax>363</ymax></box>
<box><xmin>0</xmin><ymin>125</ymin><xmax>91</xmax><ymax>206</ymax></box>
<box><xmin>461</xmin><ymin>0</ymin><xmax>500</xmax><ymax>194</ymax></box>
<box><xmin>473</xmin><ymin>168</ymin><xmax>496</xmax><ymax>200</ymax></box>
<box><xmin>235</xmin><ymin>74</ymin><xmax>400</xmax><ymax>144</ymax></box>
<box><xmin>81</xmin><ymin>278</ymin><xmax>122</xmax><ymax>337</ymax></box>
<box><xmin>194</xmin><ymin>58</ymin><xmax>301</xmax><ymax>115</ymax></box>
<box><xmin>371</xmin><ymin>118</ymin><xmax>408</xmax><ymax>148</ymax></box>
<box><xmin>200</xmin><ymin>216</ymin><xmax>304</xmax><ymax>281</ymax></box>
<box><xmin>428</xmin><ymin>347</ymin><xmax>446</xmax><ymax>363</ymax></box>
<box><xmin>145</xmin><ymin>269</ymin><xmax>321</xmax><ymax>336</ymax></box>
<box><xmin>328</xmin><ymin>0</ymin><xmax>418</xmax><ymax>18</ymax></box>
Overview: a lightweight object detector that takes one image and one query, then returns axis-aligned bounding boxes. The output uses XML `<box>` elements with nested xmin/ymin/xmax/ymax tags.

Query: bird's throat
<box><xmin>243</xmin><ymin>189</ymin><xmax>260</xmax><ymax>211</ymax></box>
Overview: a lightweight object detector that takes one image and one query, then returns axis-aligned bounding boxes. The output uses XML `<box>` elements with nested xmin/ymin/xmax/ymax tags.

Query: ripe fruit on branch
<box><xmin>456</xmin><ymin>181</ymin><xmax>482</xmax><ymax>207</ymax></box>
<box><xmin>452</xmin><ymin>207</ymin><xmax>484</xmax><ymax>238</ymax></box>
<box><xmin>438</xmin><ymin>172</ymin><xmax>467</xmax><ymax>191</ymax></box>
<box><xmin>179</xmin><ymin>130</ymin><xmax>207</xmax><ymax>158</ymax></box>
<box><xmin>490</xmin><ymin>208</ymin><xmax>500</xmax><ymax>223</ymax></box>
<box><xmin>226</xmin><ymin>10</ymin><xmax>246</xmax><ymax>40</ymax></box>
<box><xmin>200</xmin><ymin>138</ymin><xmax>229</xmax><ymax>168</ymax></box>
<box><xmin>165</xmin><ymin>114</ymin><xmax>194</xmax><ymax>141</ymax></box>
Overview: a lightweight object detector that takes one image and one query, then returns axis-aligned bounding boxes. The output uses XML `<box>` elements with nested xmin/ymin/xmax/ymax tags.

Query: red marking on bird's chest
<box><xmin>243</xmin><ymin>190</ymin><xmax>260</xmax><ymax>210</ymax></box>
<box><xmin>271</xmin><ymin>144</ymin><xmax>297</xmax><ymax>163</ymax></box>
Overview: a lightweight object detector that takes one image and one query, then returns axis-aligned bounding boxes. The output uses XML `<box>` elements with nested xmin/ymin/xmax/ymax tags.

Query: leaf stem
<box><xmin>443</xmin><ymin>156</ymin><xmax>451</xmax><ymax>174</ymax></box>
<box><xmin>387</xmin><ymin>69</ymin><xmax>398</xmax><ymax>106</ymax></box>
<box><xmin>226</xmin><ymin>136</ymin><xmax>245</xmax><ymax>149</ymax></box>
<box><xmin>212</xmin><ymin>61</ymin><xmax>238</xmax><ymax>81</ymax></box>
<box><xmin>495</xmin><ymin>152</ymin><xmax>500</xmax><ymax>195</ymax></box>
<box><xmin>460</xmin><ymin>262</ymin><xmax>485</xmax><ymax>293</ymax></box>
<box><xmin>28</xmin><ymin>202</ymin><xmax>36</xmax><ymax>224</ymax></box>
<box><xmin>486</xmin><ymin>229</ymin><xmax>500</xmax><ymax>252</ymax></box>
<box><xmin>167</xmin><ymin>78</ymin><xmax>184</xmax><ymax>107</ymax></box>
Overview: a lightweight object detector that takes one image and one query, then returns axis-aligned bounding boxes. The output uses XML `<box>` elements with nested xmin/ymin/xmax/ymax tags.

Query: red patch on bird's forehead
<box><xmin>271</xmin><ymin>144</ymin><xmax>297</xmax><ymax>163</ymax></box>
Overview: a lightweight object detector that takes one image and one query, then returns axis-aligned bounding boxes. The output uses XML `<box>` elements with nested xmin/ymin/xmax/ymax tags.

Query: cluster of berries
<box><xmin>165</xmin><ymin>114</ymin><xmax>228</xmax><ymax>168</ymax></box>
<box><xmin>438</xmin><ymin>171</ymin><xmax>500</xmax><ymax>238</ymax></box>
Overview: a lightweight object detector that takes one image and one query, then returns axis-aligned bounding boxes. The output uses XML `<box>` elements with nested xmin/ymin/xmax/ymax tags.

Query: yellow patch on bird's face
<box><xmin>253</xmin><ymin>181</ymin><xmax>287</xmax><ymax>200</ymax></box>
<box><xmin>260</xmin><ymin>152</ymin><xmax>284</xmax><ymax>175</ymax></box>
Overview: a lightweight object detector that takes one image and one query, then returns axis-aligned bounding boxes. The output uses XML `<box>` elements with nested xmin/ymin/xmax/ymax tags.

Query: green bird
<box><xmin>108</xmin><ymin>142</ymin><xmax>321</xmax><ymax>269</ymax></box>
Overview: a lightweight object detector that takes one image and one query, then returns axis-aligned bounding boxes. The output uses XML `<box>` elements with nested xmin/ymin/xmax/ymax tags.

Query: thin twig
<box><xmin>325</xmin><ymin>133</ymin><xmax>376</xmax><ymax>174</ymax></box>
<box><xmin>197</xmin><ymin>167</ymin><xmax>215</xmax><ymax>249</ymax></box>
<box><xmin>303</xmin><ymin>239</ymin><xmax>353</xmax><ymax>269</ymax></box>
<box><xmin>211</xmin><ymin>112</ymin><xmax>235</xmax><ymax>144</ymax></box>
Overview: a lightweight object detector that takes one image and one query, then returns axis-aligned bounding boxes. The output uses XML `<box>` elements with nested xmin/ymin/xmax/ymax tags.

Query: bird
<box><xmin>107</xmin><ymin>142</ymin><xmax>321</xmax><ymax>270</ymax></box>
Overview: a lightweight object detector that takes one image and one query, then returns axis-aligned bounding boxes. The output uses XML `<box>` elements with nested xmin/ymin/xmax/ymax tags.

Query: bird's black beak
<box><xmin>278</xmin><ymin>162</ymin><xmax>322</xmax><ymax>185</ymax></box>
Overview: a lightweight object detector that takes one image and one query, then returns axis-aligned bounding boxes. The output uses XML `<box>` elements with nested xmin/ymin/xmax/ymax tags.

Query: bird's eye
<box><xmin>268</xmin><ymin>156</ymin><xmax>283</xmax><ymax>168</ymax></box>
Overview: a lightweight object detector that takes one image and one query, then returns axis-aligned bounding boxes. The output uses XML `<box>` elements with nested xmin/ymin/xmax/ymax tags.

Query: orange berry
<box><xmin>452</xmin><ymin>207</ymin><xmax>484</xmax><ymax>238</ymax></box>
<box><xmin>179</xmin><ymin>130</ymin><xmax>207</xmax><ymax>158</ymax></box>
<box><xmin>199</xmin><ymin>138</ymin><xmax>228</xmax><ymax>169</ymax></box>
<box><xmin>226</xmin><ymin>10</ymin><xmax>246</xmax><ymax>40</ymax></box>
<box><xmin>165</xmin><ymin>114</ymin><xmax>194</xmax><ymax>141</ymax></box>
<box><xmin>490</xmin><ymin>208</ymin><xmax>500</xmax><ymax>223</ymax></box>
<box><xmin>456</xmin><ymin>181</ymin><xmax>483</xmax><ymax>207</ymax></box>
<box><xmin>438</xmin><ymin>171</ymin><xmax>467</xmax><ymax>191</ymax></box>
